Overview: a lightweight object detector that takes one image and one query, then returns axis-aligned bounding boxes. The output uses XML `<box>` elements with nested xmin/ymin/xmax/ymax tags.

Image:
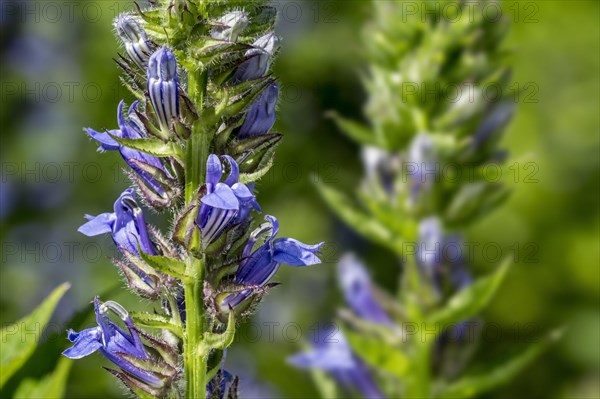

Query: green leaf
<box><xmin>344</xmin><ymin>329</ymin><xmax>410</xmax><ymax>379</ymax></box>
<box><xmin>13</xmin><ymin>357</ymin><xmax>72</xmax><ymax>399</ymax></box>
<box><xmin>327</xmin><ymin>112</ymin><xmax>380</xmax><ymax>146</ymax></box>
<box><xmin>130</xmin><ymin>312</ymin><xmax>183</xmax><ymax>338</ymax></box>
<box><xmin>108</xmin><ymin>134</ymin><xmax>185</xmax><ymax>159</ymax></box>
<box><xmin>438</xmin><ymin>330</ymin><xmax>562</xmax><ymax>398</ymax></box>
<box><xmin>138</xmin><ymin>251</ymin><xmax>188</xmax><ymax>281</ymax></box>
<box><xmin>317</xmin><ymin>184</ymin><xmax>402</xmax><ymax>252</ymax></box>
<box><xmin>428</xmin><ymin>258</ymin><xmax>511</xmax><ymax>328</ymax></box>
<box><xmin>0</xmin><ymin>282</ymin><xmax>70</xmax><ymax>388</ymax></box>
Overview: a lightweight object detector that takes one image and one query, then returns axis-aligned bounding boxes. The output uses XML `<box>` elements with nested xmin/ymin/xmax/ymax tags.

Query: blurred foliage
<box><xmin>0</xmin><ymin>1</ymin><xmax>598</xmax><ymax>398</ymax></box>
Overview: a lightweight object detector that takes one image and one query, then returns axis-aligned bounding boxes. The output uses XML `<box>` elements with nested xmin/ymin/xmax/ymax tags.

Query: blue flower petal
<box><xmin>338</xmin><ymin>254</ymin><xmax>393</xmax><ymax>325</ymax></box>
<box><xmin>84</xmin><ymin>128</ymin><xmax>120</xmax><ymax>151</ymax></box>
<box><xmin>201</xmin><ymin>183</ymin><xmax>240</xmax><ymax>210</ymax></box>
<box><xmin>78</xmin><ymin>212</ymin><xmax>115</xmax><ymax>236</ymax></box>
<box><xmin>230</xmin><ymin>183</ymin><xmax>253</xmax><ymax>200</ymax></box>
<box><xmin>62</xmin><ymin>327</ymin><xmax>102</xmax><ymax>359</ymax></box>
<box><xmin>206</xmin><ymin>154</ymin><xmax>223</xmax><ymax>188</ymax></box>
<box><xmin>273</xmin><ymin>238</ymin><xmax>323</xmax><ymax>266</ymax></box>
<box><xmin>221</xmin><ymin>155</ymin><xmax>240</xmax><ymax>186</ymax></box>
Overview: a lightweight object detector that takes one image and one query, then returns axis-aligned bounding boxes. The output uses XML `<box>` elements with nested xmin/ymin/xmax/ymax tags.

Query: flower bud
<box><xmin>237</xmin><ymin>83</ymin><xmax>279</xmax><ymax>138</ymax></box>
<box><xmin>232</xmin><ymin>31</ymin><xmax>280</xmax><ymax>83</ymax></box>
<box><xmin>148</xmin><ymin>46</ymin><xmax>180</xmax><ymax>133</ymax></box>
<box><xmin>114</xmin><ymin>15</ymin><xmax>152</xmax><ymax>70</ymax></box>
<box><xmin>211</xmin><ymin>10</ymin><xmax>249</xmax><ymax>42</ymax></box>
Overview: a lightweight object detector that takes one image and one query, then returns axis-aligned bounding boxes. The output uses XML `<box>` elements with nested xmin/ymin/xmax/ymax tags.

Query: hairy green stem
<box><xmin>184</xmin><ymin>256</ymin><xmax>206</xmax><ymax>399</ymax></box>
<box><xmin>183</xmin><ymin>65</ymin><xmax>210</xmax><ymax>398</ymax></box>
<box><xmin>185</xmin><ymin>67</ymin><xmax>209</xmax><ymax>204</ymax></box>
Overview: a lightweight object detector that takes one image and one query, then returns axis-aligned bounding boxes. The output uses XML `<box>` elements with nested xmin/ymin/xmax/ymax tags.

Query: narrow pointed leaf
<box><xmin>327</xmin><ymin>112</ymin><xmax>380</xmax><ymax>146</ymax></box>
<box><xmin>0</xmin><ymin>282</ymin><xmax>70</xmax><ymax>388</ymax></box>
<box><xmin>13</xmin><ymin>357</ymin><xmax>72</xmax><ymax>399</ymax></box>
<box><xmin>108</xmin><ymin>134</ymin><xmax>184</xmax><ymax>159</ymax></box>
<box><xmin>428</xmin><ymin>258</ymin><xmax>512</xmax><ymax>328</ymax></box>
<box><xmin>439</xmin><ymin>330</ymin><xmax>562</xmax><ymax>398</ymax></box>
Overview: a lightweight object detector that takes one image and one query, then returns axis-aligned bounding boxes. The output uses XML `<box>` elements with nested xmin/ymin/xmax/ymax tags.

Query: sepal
<box><xmin>130</xmin><ymin>312</ymin><xmax>183</xmax><ymax>338</ymax></box>
<box><xmin>127</xmin><ymin>170</ymin><xmax>176</xmax><ymax>211</ymax></box>
<box><xmin>113</xmin><ymin>258</ymin><xmax>160</xmax><ymax>298</ymax></box>
<box><xmin>231</xmin><ymin>134</ymin><xmax>281</xmax><ymax>176</ymax></box>
<box><xmin>105</xmin><ymin>368</ymin><xmax>163</xmax><ymax>399</ymax></box>
<box><xmin>132</xmin><ymin>326</ymin><xmax>180</xmax><ymax>369</ymax></box>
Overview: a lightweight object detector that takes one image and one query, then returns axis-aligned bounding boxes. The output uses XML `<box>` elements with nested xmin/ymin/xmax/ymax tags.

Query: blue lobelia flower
<box><xmin>114</xmin><ymin>14</ymin><xmax>152</xmax><ymax>70</ymax></box>
<box><xmin>63</xmin><ymin>297</ymin><xmax>164</xmax><ymax>388</ymax></box>
<box><xmin>417</xmin><ymin>218</ymin><xmax>474</xmax><ymax>294</ymax></box>
<box><xmin>237</xmin><ymin>82</ymin><xmax>279</xmax><ymax>139</ymax></box>
<box><xmin>84</xmin><ymin>100</ymin><xmax>171</xmax><ymax>197</ymax></box>
<box><xmin>221</xmin><ymin>215</ymin><xmax>324</xmax><ymax>309</ymax></box>
<box><xmin>289</xmin><ymin>326</ymin><xmax>385</xmax><ymax>399</ymax></box>
<box><xmin>147</xmin><ymin>46</ymin><xmax>180</xmax><ymax>133</ymax></box>
<box><xmin>197</xmin><ymin>154</ymin><xmax>261</xmax><ymax>247</ymax></box>
<box><xmin>78</xmin><ymin>188</ymin><xmax>156</xmax><ymax>258</ymax></box>
<box><xmin>231</xmin><ymin>31</ymin><xmax>280</xmax><ymax>84</ymax></box>
<box><xmin>338</xmin><ymin>254</ymin><xmax>393</xmax><ymax>326</ymax></box>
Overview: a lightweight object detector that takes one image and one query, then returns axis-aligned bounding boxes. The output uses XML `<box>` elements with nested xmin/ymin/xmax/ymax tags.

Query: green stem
<box><xmin>185</xmin><ymin>67</ymin><xmax>209</xmax><ymax>204</ymax></box>
<box><xmin>183</xmin><ymin>64</ymin><xmax>210</xmax><ymax>398</ymax></box>
<box><xmin>184</xmin><ymin>256</ymin><xmax>207</xmax><ymax>399</ymax></box>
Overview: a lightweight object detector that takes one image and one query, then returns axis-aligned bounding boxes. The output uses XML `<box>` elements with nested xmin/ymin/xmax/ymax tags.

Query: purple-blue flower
<box><xmin>222</xmin><ymin>215</ymin><xmax>324</xmax><ymax>309</ymax></box>
<box><xmin>84</xmin><ymin>100</ymin><xmax>171</xmax><ymax>196</ymax></box>
<box><xmin>78</xmin><ymin>188</ymin><xmax>156</xmax><ymax>259</ymax></box>
<box><xmin>62</xmin><ymin>297</ymin><xmax>163</xmax><ymax>388</ymax></box>
<box><xmin>196</xmin><ymin>154</ymin><xmax>261</xmax><ymax>247</ymax></box>
<box><xmin>338</xmin><ymin>254</ymin><xmax>393</xmax><ymax>326</ymax></box>
<box><xmin>416</xmin><ymin>218</ymin><xmax>473</xmax><ymax>293</ymax></box>
<box><xmin>289</xmin><ymin>326</ymin><xmax>384</xmax><ymax>399</ymax></box>
<box><xmin>148</xmin><ymin>46</ymin><xmax>180</xmax><ymax>132</ymax></box>
<box><xmin>114</xmin><ymin>14</ymin><xmax>152</xmax><ymax>70</ymax></box>
<box><xmin>237</xmin><ymin>83</ymin><xmax>279</xmax><ymax>139</ymax></box>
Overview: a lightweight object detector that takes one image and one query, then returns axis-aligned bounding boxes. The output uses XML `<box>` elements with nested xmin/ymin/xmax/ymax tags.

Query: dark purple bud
<box><xmin>148</xmin><ymin>47</ymin><xmax>180</xmax><ymax>133</ymax></box>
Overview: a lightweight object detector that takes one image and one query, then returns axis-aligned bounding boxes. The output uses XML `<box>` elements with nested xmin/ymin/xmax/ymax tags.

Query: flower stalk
<box><xmin>64</xmin><ymin>2</ymin><xmax>324</xmax><ymax>398</ymax></box>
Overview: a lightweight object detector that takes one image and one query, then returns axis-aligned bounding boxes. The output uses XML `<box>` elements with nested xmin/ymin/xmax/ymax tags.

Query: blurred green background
<box><xmin>0</xmin><ymin>1</ymin><xmax>598</xmax><ymax>398</ymax></box>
